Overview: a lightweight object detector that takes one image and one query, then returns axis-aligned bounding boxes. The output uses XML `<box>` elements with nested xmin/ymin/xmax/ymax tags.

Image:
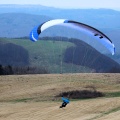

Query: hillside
<box><xmin>0</xmin><ymin>13</ymin><xmax>51</xmax><ymax>38</ymax></box>
<box><xmin>0</xmin><ymin>73</ymin><xmax>120</xmax><ymax>120</ymax></box>
<box><xmin>0</xmin><ymin>5</ymin><xmax>120</xmax><ymax>63</ymax></box>
<box><xmin>0</xmin><ymin>37</ymin><xmax>120</xmax><ymax>73</ymax></box>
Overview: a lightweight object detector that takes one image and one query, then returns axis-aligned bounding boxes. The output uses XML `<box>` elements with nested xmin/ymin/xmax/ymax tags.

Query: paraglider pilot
<box><xmin>60</xmin><ymin>97</ymin><xmax>70</xmax><ymax>108</ymax></box>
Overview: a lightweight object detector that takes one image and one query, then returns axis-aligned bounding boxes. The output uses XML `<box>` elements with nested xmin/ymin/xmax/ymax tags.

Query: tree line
<box><xmin>63</xmin><ymin>38</ymin><xmax>120</xmax><ymax>73</ymax></box>
<box><xmin>0</xmin><ymin>65</ymin><xmax>49</xmax><ymax>75</ymax></box>
<box><xmin>0</xmin><ymin>43</ymin><xmax>29</xmax><ymax>66</ymax></box>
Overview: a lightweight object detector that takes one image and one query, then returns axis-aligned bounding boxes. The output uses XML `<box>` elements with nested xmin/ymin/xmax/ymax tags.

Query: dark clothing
<box><xmin>60</xmin><ymin>102</ymin><xmax>67</xmax><ymax>108</ymax></box>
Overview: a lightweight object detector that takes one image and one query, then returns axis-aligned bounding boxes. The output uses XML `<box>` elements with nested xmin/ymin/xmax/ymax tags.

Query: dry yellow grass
<box><xmin>0</xmin><ymin>73</ymin><xmax>120</xmax><ymax>120</ymax></box>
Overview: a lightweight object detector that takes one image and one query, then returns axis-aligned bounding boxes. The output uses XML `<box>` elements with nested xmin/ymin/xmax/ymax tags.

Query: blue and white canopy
<box><xmin>29</xmin><ymin>19</ymin><xmax>115</xmax><ymax>55</ymax></box>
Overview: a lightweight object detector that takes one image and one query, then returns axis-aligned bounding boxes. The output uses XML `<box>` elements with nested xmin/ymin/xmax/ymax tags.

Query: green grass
<box><xmin>11</xmin><ymin>98</ymin><xmax>34</xmax><ymax>103</ymax></box>
<box><xmin>105</xmin><ymin>91</ymin><xmax>120</xmax><ymax>97</ymax></box>
<box><xmin>104</xmin><ymin>106</ymin><xmax>120</xmax><ymax>114</ymax></box>
<box><xmin>0</xmin><ymin>38</ymin><xmax>93</xmax><ymax>73</ymax></box>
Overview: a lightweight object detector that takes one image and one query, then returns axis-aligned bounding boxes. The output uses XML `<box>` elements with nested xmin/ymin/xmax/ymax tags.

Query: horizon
<box><xmin>0</xmin><ymin>4</ymin><xmax>120</xmax><ymax>11</ymax></box>
<box><xmin>0</xmin><ymin>0</ymin><xmax>120</xmax><ymax>11</ymax></box>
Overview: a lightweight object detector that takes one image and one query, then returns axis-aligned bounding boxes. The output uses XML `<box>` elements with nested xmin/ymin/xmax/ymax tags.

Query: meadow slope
<box><xmin>0</xmin><ymin>73</ymin><xmax>120</xmax><ymax>120</ymax></box>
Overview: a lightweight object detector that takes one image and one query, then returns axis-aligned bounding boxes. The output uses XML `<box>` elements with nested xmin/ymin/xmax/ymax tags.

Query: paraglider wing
<box><xmin>65</xmin><ymin>20</ymin><xmax>115</xmax><ymax>55</ymax></box>
<box><xmin>30</xmin><ymin>26</ymin><xmax>39</xmax><ymax>42</ymax></box>
<box><xmin>29</xmin><ymin>19</ymin><xmax>115</xmax><ymax>55</ymax></box>
<box><xmin>29</xmin><ymin>19</ymin><xmax>66</xmax><ymax>42</ymax></box>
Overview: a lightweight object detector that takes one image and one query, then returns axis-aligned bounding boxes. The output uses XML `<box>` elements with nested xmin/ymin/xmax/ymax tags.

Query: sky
<box><xmin>0</xmin><ymin>0</ymin><xmax>120</xmax><ymax>10</ymax></box>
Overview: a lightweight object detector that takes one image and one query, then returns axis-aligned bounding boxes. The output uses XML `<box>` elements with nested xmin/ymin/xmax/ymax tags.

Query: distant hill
<box><xmin>0</xmin><ymin>4</ymin><xmax>120</xmax><ymax>28</ymax></box>
<box><xmin>64</xmin><ymin>38</ymin><xmax>120</xmax><ymax>73</ymax></box>
<box><xmin>0</xmin><ymin>37</ymin><xmax>120</xmax><ymax>73</ymax></box>
<box><xmin>0</xmin><ymin>13</ymin><xmax>51</xmax><ymax>38</ymax></box>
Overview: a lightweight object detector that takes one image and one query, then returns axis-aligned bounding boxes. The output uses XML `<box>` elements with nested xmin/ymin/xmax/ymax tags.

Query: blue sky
<box><xmin>0</xmin><ymin>0</ymin><xmax>120</xmax><ymax>10</ymax></box>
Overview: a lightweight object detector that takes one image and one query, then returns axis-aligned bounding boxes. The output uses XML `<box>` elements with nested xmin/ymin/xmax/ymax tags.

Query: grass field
<box><xmin>0</xmin><ymin>73</ymin><xmax>120</xmax><ymax>120</ymax></box>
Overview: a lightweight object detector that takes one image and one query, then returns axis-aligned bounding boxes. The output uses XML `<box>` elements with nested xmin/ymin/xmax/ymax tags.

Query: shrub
<box><xmin>57</xmin><ymin>90</ymin><xmax>104</xmax><ymax>99</ymax></box>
